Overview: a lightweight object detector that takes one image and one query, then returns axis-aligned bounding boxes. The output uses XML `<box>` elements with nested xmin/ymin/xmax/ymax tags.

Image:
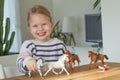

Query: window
<box><xmin>4</xmin><ymin>0</ymin><xmax>21</xmax><ymax>53</ymax></box>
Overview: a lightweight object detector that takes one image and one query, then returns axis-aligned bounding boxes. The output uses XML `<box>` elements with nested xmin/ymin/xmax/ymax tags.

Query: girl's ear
<box><xmin>51</xmin><ymin>20</ymin><xmax>54</xmax><ymax>29</ymax></box>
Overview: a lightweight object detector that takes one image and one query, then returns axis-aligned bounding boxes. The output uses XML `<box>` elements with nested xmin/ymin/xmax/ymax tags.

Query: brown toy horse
<box><xmin>88</xmin><ymin>51</ymin><xmax>109</xmax><ymax>69</ymax></box>
<box><xmin>65</xmin><ymin>50</ymin><xmax>80</xmax><ymax>71</ymax></box>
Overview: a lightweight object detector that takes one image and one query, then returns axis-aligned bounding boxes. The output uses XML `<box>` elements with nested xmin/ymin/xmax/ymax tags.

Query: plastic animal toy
<box><xmin>88</xmin><ymin>51</ymin><xmax>109</xmax><ymax>69</ymax></box>
<box><xmin>98</xmin><ymin>65</ymin><xmax>109</xmax><ymax>72</ymax></box>
<box><xmin>28</xmin><ymin>58</ymin><xmax>45</xmax><ymax>79</ymax></box>
<box><xmin>37</xmin><ymin>58</ymin><xmax>45</xmax><ymax>79</ymax></box>
<box><xmin>43</xmin><ymin>54</ymin><xmax>70</xmax><ymax>76</ymax></box>
<box><xmin>65</xmin><ymin>50</ymin><xmax>80</xmax><ymax>70</ymax></box>
<box><xmin>28</xmin><ymin>71</ymin><xmax>32</xmax><ymax>78</ymax></box>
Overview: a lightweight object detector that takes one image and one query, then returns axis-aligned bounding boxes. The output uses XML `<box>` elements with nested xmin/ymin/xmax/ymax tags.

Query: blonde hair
<box><xmin>27</xmin><ymin>5</ymin><xmax>52</xmax><ymax>26</ymax></box>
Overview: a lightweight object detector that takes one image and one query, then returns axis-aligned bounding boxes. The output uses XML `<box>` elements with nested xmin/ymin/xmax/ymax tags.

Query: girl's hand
<box><xmin>26</xmin><ymin>59</ymin><xmax>37</xmax><ymax>72</ymax></box>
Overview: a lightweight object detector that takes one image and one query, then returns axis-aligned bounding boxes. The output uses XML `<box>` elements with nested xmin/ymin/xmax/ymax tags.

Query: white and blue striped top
<box><xmin>16</xmin><ymin>38</ymin><xmax>66</xmax><ymax>73</ymax></box>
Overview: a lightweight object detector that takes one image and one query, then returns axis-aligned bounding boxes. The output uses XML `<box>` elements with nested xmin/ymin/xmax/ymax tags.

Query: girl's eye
<box><xmin>42</xmin><ymin>23</ymin><xmax>47</xmax><ymax>26</ymax></box>
<box><xmin>33</xmin><ymin>25</ymin><xmax>38</xmax><ymax>27</ymax></box>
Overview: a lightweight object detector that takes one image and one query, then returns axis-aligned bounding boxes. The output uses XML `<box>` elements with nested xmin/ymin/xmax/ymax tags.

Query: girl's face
<box><xmin>28</xmin><ymin>13</ymin><xmax>53</xmax><ymax>42</ymax></box>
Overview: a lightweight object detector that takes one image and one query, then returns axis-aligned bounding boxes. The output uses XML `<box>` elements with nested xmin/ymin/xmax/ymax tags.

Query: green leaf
<box><xmin>54</xmin><ymin>20</ymin><xmax>60</xmax><ymax>28</ymax></box>
<box><xmin>10</xmin><ymin>31</ymin><xmax>15</xmax><ymax>46</ymax></box>
<box><xmin>4</xmin><ymin>32</ymin><xmax>15</xmax><ymax>55</ymax></box>
<box><xmin>0</xmin><ymin>25</ymin><xmax>3</xmax><ymax>43</ymax></box>
<box><xmin>93</xmin><ymin>0</ymin><xmax>101</xmax><ymax>20</ymax></box>
<box><xmin>4</xmin><ymin>40</ymin><xmax>10</xmax><ymax>55</ymax></box>
<box><xmin>93</xmin><ymin>0</ymin><xmax>100</xmax><ymax>9</ymax></box>
<box><xmin>0</xmin><ymin>42</ymin><xmax>4</xmax><ymax>55</ymax></box>
<box><xmin>4</xmin><ymin>17</ymin><xmax>10</xmax><ymax>43</ymax></box>
<box><xmin>0</xmin><ymin>0</ymin><xmax>4</xmax><ymax>25</ymax></box>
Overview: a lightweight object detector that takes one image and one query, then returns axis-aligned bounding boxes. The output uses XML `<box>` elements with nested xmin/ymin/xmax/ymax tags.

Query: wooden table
<box><xmin>2</xmin><ymin>62</ymin><xmax>120</xmax><ymax>80</ymax></box>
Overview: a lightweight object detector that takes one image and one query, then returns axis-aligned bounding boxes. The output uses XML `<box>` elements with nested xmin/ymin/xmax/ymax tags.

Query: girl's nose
<box><xmin>38</xmin><ymin>26</ymin><xmax>43</xmax><ymax>30</ymax></box>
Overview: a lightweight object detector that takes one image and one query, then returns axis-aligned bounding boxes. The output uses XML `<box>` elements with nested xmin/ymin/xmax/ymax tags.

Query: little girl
<box><xmin>16</xmin><ymin>5</ymin><xmax>66</xmax><ymax>74</ymax></box>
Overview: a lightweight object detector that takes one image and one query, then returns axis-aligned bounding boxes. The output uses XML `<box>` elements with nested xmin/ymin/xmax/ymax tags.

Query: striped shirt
<box><xmin>16</xmin><ymin>38</ymin><xmax>66</xmax><ymax>73</ymax></box>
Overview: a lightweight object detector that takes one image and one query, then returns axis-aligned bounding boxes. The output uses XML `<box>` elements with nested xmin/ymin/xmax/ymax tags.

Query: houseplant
<box><xmin>50</xmin><ymin>20</ymin><xmax>67</xmax><ymax>44</ymax></box>
<box><xmin>0</xmin><ymin>0</ymin><xmax>15</xmax><ymax>56</ymax></box>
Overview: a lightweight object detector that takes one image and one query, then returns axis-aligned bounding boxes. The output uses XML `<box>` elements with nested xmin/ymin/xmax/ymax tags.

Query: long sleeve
<box><xmin>16</xmin><ymin>56</ymin><xmax>28</xmax><ymax>73</ymax></box>
<box><xmin>16</xmin><ymin>40</ymin><xmax>34</xmax><ymax>73</ymax></box>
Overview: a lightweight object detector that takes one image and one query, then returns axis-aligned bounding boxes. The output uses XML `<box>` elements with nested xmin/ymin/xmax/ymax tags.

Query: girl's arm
<box><xmin>16</xmin><ymin>52</ymin><xmax>35</xmax><ymax>73</ymax></box>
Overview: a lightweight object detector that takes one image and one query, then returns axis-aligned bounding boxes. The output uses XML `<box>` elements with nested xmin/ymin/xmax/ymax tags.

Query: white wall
<box><xmin>101</xmin><ymin>0</ymin><xmax>120</xmax><ymax>62</ymax></box>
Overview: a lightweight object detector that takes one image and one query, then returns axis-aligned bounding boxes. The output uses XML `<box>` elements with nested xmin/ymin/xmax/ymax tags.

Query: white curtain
<box><xmin>4</xmin><ymin>0</ymin><xmax>21</xmax><ymax>53</ymax></box>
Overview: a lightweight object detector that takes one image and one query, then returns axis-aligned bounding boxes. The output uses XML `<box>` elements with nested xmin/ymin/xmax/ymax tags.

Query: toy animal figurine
<box><xmin>65</xmin><ymin>50</ymin><xmax>80</xmax><ymax>71</ymax></box>
<box><xmin>98</xmin><ymin>64</ymin><xmax>109</xmax><ymax>72</ymax></box>
<box><xmin>37</xmin><ymin>58</ymin><xmax>45</xmax><ymax>79</ymax></box>
<box><xmin>28</xmin><ymin>58</ymin><xmax>45</xmax><ymax>79</ymax></box>
<box><xmin>71</xmin><ymin>47</ymin><xmax>76</xmax><ymax>56</ymax></box>
<box><xmin>43</xmin><ymin>54</ymin><xmax>70</xmax><ymax>76</ymax></box>
<box><xmin>88</xmin><ymin>51</ymin><xmax>109</xmax><ymax>69</ymax></box>
<box><xmin>28</xmin><ymin>71</ymin><xmax>32</xmax><ymax>78</ymax></box>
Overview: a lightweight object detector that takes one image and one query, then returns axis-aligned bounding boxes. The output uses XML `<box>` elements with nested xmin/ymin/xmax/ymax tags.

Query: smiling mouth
<box><xmin>37</xmin><ymin>32</ymin><xmax>46</xmax><ymax>36</ymax></box>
